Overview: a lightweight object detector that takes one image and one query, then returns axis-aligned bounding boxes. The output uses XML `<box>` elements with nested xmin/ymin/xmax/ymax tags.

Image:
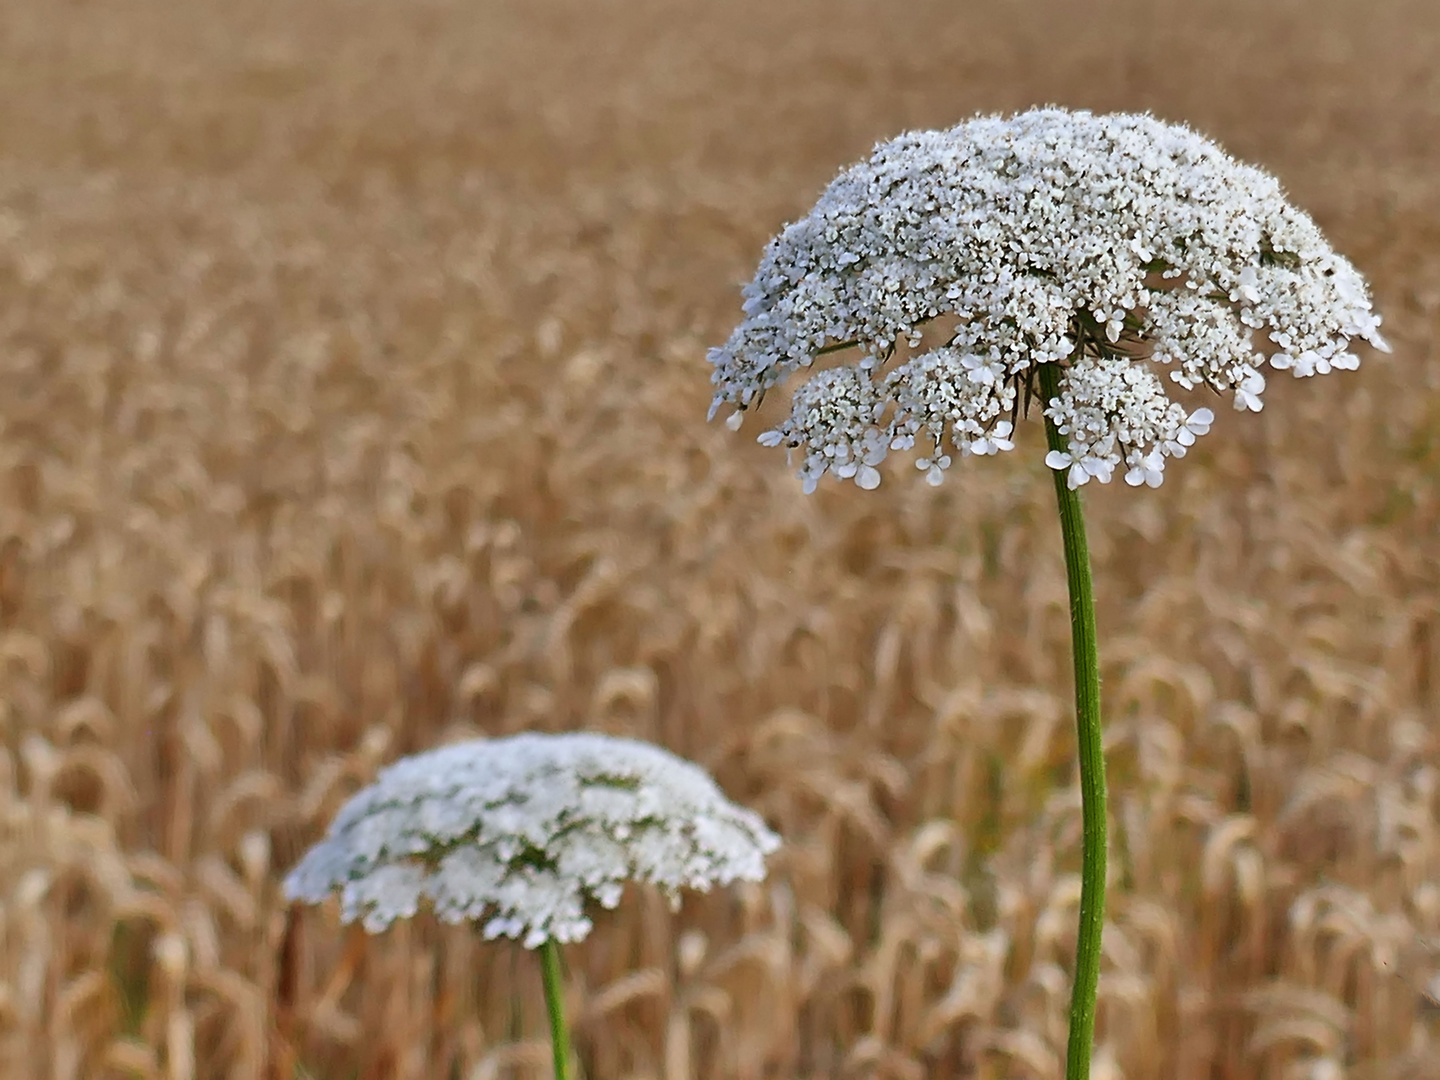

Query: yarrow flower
<box><xmin>285</xmin><ymin>733</ymin><xmax>780</xmax><ymax>947</ymax></box>
<box><xmin>708</xmin><ymin>107</ymin><xmax>1389</xmax><ymax>490</ymax></box>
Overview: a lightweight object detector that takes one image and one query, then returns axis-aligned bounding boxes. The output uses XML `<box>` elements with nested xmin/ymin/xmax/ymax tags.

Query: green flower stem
<box><xmin>1037</xmin><ymin>360</ymin><xmax>1108</xmax><ymax>1080</ymax></box>
<box><xmin>539</xmin><ymin>940</ymin><xmax>573</xmax><ymax>1080</ymax></box>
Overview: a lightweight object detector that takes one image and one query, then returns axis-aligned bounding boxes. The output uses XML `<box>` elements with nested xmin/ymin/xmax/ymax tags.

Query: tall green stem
<box><xmin>539</xmin><ymin>940</ymin><xmax>573</xmax><ymax>1080</ymax></box>
<box><xmin>1037</xmin><ymin>360</ymin><xmax>1107</xmax><ymax>1080</ymax></box>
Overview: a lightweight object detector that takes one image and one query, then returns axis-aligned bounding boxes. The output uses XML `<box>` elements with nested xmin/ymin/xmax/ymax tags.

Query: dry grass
<box><xmin>2</xmin><ymin>0</ymin><xmax>1440</xmax><ymax>1077</ymax></box>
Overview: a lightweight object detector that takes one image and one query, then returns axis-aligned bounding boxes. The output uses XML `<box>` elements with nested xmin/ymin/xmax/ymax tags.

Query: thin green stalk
<box><xmin>1037</xmin><ymin>359</ymin><xmax>1107</xmax><ymax>1080</ymax></box>
<box><xmin>539</xmin><ymin>940</ymin><xmax>573</xmax><ymax>1080</ymax></box>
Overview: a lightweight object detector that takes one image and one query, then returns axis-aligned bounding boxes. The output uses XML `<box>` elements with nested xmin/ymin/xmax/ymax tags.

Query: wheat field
<box><xmin>2</xmin><ymin>0</ymin><xmax>1440</xmax><ymax>1077</ymax></box>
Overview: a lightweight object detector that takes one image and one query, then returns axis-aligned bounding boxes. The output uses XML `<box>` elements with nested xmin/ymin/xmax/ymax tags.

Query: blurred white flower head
<box><xmin>285</xmin><ymin>733</ymin><xmax>780</xmax><ymax>947</ymax></box>
<box><xmin>709</xmin><ymin>107</ymin><xmax>1388</xmax><ymax>491</ymax></box>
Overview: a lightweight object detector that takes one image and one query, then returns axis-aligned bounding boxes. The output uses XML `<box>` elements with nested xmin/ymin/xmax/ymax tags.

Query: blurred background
<box><xmin>2</xmin><ymin>0</ymin><xmax>1439</xmax><ymax>1077</ymax></box>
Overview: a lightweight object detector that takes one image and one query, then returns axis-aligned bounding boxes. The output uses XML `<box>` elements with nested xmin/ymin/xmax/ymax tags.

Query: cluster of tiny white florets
<box><xmin>284</xmin><ymin>733</ymin><xmax>780</xmax><ymax>947</ymax></box>
<box><xmin>1043</xmin><ymin>354</ymin><xmax>1214</xmax><ymax>488</ymax></box>
<box><xmin>708</xmin><ymin>107</ymin><xmax>1388</xmax><ymax>491</ymax></box>
<box><xmin>885</xmin><ymin>339</ymin><xmax>1019</xmax><ymax>486</ymax></box>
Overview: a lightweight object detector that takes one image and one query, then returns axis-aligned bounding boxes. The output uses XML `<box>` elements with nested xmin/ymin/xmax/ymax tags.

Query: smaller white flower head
<box><xmin>710</xmin><ymin>108</ymin><xmax>1388</xmax><ymax>492</ymax></box>
<box><xmin>284</xmin><ymin>733</ymin><xmax>781</xmax><ymax>947</ymax></box>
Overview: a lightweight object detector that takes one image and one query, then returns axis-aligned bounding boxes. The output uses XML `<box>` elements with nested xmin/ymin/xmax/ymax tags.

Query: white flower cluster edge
<box><xmin>709</xmin><ymin>108</ymin><xmax>1388</xmax><ymax>491</ymax></box>
<box><xmin>285</xmin><ymin>732</ymin><xmax>780</xmax><ymax>947</ymax></box>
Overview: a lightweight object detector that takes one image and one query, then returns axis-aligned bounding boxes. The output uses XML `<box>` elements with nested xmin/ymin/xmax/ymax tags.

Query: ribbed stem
<box><xmin>539</xmin><ymin>940</ymin><xmax>573</xmax><ymax>1080</ymax></box>
<box><xmin>1037</xmin><ymin>360</ymin><xmax>1108</xmax><ymax>1080</ymax></box>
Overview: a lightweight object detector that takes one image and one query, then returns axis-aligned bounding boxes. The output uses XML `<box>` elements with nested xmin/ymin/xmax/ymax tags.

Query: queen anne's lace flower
<box><xmin>709</xmin><ymin>107</ymin><xmax>1388</xmax><ymax>490</ymax></box>
<box><xmin>285</xmin><ymin>733</ymin><xmax>780</xmax><ymax>946</ymax></box>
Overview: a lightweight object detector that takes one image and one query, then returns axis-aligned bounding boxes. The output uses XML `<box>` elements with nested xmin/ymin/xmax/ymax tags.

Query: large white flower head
<box><xmin>709</xmin><ymin>107</ymin><xmax>1388</xmax><ymax>491</ymax></box>
<box><xmin>285</xmin><ymin>733</ymin><xmax>780</xmax><ymax>947</ymax></box>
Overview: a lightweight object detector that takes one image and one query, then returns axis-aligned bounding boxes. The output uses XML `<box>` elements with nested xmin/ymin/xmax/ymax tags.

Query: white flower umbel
<box><xmin>709</xmin><ymin>107</ymin><xmax>1388</xmax><ymax>490</ymax></box>
<box><xmin>285</xmin><ymin>733</ymin><xmax>780</xmax><ymax>947</ymax></box>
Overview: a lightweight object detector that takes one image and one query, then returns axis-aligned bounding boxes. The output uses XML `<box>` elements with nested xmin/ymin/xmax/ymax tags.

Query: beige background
<box><xmin>2</xmin><ymin>1</ymin><xmax>1438</xmax><ymax>1077</ymax></box>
